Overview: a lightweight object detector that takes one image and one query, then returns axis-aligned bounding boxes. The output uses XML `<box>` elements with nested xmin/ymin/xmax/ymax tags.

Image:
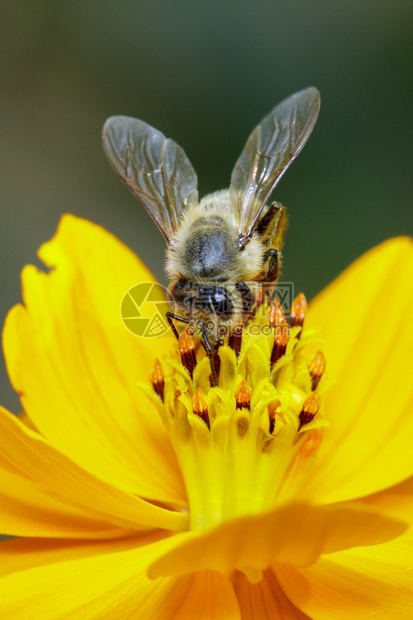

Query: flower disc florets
<box><xmin>146</xmin><ymin>294</ymin><xmax>329</xmax><ymax>531</ymax></box>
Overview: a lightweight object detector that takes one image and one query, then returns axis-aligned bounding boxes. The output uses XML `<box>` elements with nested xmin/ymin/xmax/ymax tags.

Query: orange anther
<box><xmin>298</xmin><ymin>391</ymin><xmax>321</xmax><ymax>430</ymax></box>
<box><xmin>298</xmin><ymin>428</ymin><xmax>324</xmax><ymax>458</ymax></box>
<box><xmin>270</xmin><ymin>324</ymin><xmax>290</xmax><ymax>368</ymax></box>
<box><xmin>308</xmin><ymin>351</ymin><xmax>326</xmax><ymax>390</ymax></box>
<box><xmin>290</xmin><ymin>292</ymin><xmax>308</xmax><ymax>330</ymax></box>
<box><xmin>235</xmin><ymin>379</ymin><xmax>252</xmax><ymax>410</ymax></box>
<box><xmin>269</xmin><ymin>298</ymin><xmax>287</xmax><ymax>328</ymax></box>
<box><xmin>268</xmin><ymin>398</ymin><xmax>282</xmax><ymax>434</ymax></box>
<box><xmin>178</xmin><ymin>329</ymin><xmax>197</xmax><ymax>377</ymax></box>
<box><xmin>149</xmin><ymin>359</ymin><xmax>165</xmax><ymax>401</ymax></box>
<box><xmin>192</xmin><ymin>388</ymin><xmax>210</xmax><ymax>428</ymax></box>
<box><xmin>228</xmin><ymin>321</ymin><xmax>243</xmax><ymax>358</ymax></box>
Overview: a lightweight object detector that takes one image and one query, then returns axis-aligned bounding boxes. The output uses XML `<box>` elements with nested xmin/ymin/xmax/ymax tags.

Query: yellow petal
<box><xmin>3</xmin><ymin>215</ymin><xmax>186</xmax><ymax>507</ymax></box>
<box><xmin>0</xmin><ymin>535</ymin><xmax>204</xmax><ymax>619</ymax></box>
<box><xmin>148</xmin><ymin>501</ymin><xmax>405</xmax><ymax>579</ymax></box>
<box><xmin>0</xmin><ymin>406</ymin><xmax>188</xmax><ymax>532</ymax></box>
<box><xmin>0</xmin><ymin>451</ymin><xmax>129</xmax><ymax>538</ymax></box>
<box><xmin>275</xmin><ymin>525</ymin><xmax>413</xmax><ymax>620</ymax></box>
<box><xmin>0</xmin><ymin>536</ymin><xmax>240</xmax><ymax>620</ymax></box>
<box><xmin>359</xmin><ymin>476</ymin><xmax>413</xmax><ymax>523</ymax></box>
<box><xmin>172</xmin><ymin>571</ymin><xmax>240</xmax><ymax>620</ymax></box>
<box><xmin>305</xmin><ymin>238</ymin><xmax>413</xmax><ymax>503</ymax></box>
<box><xmin>0</xmin><ymin>535</ymin><xmax>151</xmax><ymax>577</ymax></box>
<box><xmin>232</xmin><ymin>569</ymin><xmax>310</xmax><ymax>619</ymax></box>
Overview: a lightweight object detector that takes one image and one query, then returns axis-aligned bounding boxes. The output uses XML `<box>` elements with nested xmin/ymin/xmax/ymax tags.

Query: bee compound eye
<box><xmin>170</xmin><ymin>279</ymin><xmax>190</xmax><ymax>300</ymax></box>
<box><xmin>175</xmin><ymin>278</ymin><xmax>189</xmax><ymax>290</ymax></box>
<box><xmin>169</xmin><ymin>279</ymin><xmax>192</xmax><ymax>312</ymax></box>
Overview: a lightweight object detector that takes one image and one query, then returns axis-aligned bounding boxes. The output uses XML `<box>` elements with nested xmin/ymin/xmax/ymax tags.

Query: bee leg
<box><xmin>262</xmin><ymin>248</ymin><xmax>280</xmax><ymax>283</ymax></box>
<box><xmin>166</xmin><ymin>311</ymin><xmax>190</xmax><ymax>341</ymax></box>
<box><xmin>167</xmin><ymin>312</ymin><xmax>219</xmax><ymax>385</ymax></box>
<box><xmin>257</xmin><ymin>202</ymin><xmax>288</xmax><ymax>247</ymax></box>
<box><xmin>235</xmin><ymin>281</ymin><xmax>255</xmax><ymax>321</ymax></box>
<box><xmin>201</xmin><ymin>324</ymin><xmax>219</xmax><ymax>387</ymax></box>
<box><xmin>257</xmin><ymin>249</ymin><xmax>280</xmax><ymax>304</ymax></box>
<box><xmin>256</xmin><ymin>201</ymin><xmax>287</xmax><ymax>298</ymax></box>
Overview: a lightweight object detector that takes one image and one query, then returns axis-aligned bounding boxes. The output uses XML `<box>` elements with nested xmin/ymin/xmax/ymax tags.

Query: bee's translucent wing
<box><xmin>102</xmin><ymin>116</ymin><xmax>198</xmax><ymax>245</ymax></box>
<box><xmin>230</xmin><ymin>87</ymin><xmax>320</xmax><ymax>244</ymax></box>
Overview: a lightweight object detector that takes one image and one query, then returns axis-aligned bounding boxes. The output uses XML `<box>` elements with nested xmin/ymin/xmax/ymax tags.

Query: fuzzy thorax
<box><xmin>165</xmin><ymin>190</ymin><xmax>263</xmax><ymax>283</ymax></box>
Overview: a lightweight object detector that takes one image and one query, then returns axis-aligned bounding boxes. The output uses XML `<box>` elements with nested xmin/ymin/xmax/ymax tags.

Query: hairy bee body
<box><xmin>165</xmin><ymin>190</ymin><xmax>276</xmax><ymax>341</ymax></box>
<box><xmin>166</xmin><ymin>190</ymin><xmax>262</xmax><ymax>282</ymax></box>
<box><xmin>103</xmin><ymin>87</ymin><xmax>320</xmax><ymax>350</ymax></box>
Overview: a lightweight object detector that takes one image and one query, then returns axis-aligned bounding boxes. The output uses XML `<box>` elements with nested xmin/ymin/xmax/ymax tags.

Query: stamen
<box><xmin>192</xmin><ymin>388</ymin><xmax>210</xmax><ymax>428</ymax></box>
<box><xmin>179</xmin><ymin>329</ymin><xmax>197</xmax><ymax>377</ymax></box>
<box><xmin>298</xmin><ymin>391</ymin><xmax>321</xmax><ymax>430</ymax></box>
<box><xmin>211</xmin><ymin>350</ymin><xmax>221</xmax><ymax>387</ymax></box>
<box><xmin>228</xmin><ymin>321</ymin><xmax>243</xmax><ymax>357</ymax></box>
<box><xmin>270</xmin><ymin>325</ymin><xmax>290</xmax><ymax>368</ymax></box>
<box><xmin>269</xmin><ymin>298</ymin><xmax>287</xmax><ymax>329</ymax></box>
<box><xmin>268</xmin><ymin>398</ymin><xmax>281</xmax><ymax>434</ymax></box>
<box><xmin>235</xmin><ymin>379</ymin><xmax>252</xmax><ymax>410</ymax></box>
<box><xmin>290</xmin><ymin>292</ymin><xmax>308</xmax><ymax>334</ymax></box>
<box><xmin>149</xmin><ymin>359</ymin><xmax>165</xmax><ymax>401</ymax></box>
<box><xmin>149</xmin><ymin>293</ymin><xmax>329</xmax><ymax>532</ymax></box>
<box><xmin>298</xmin><ymin>428</ymin><xmax>323</xmax><ymax>458</ymax></box>
<box><xmin>252</xmin><ymin>286</ymin><xmax>265</xmax><ymax>318</ymax></box>
<box><xmin>308</xmin><ymin>351</ymin><xmax>326</xmax><ymax>390</ymax></box>
<box><xmin>269</xmin><ymin>298</ymin><xmax>290</xmax><ymax>366</ymax></box>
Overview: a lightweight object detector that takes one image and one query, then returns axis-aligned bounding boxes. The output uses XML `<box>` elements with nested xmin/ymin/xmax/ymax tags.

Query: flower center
<box><xmin>147</xmin><ymin>294</ymin><xmax>328</xmax><ymax>531</ymax></box>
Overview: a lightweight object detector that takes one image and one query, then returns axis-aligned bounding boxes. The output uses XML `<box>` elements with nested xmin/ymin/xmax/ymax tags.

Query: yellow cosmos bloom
<box><xmin>1</xmin><ymin>215</ymin><xmax>413</xmax><ymax>619</ymax></box>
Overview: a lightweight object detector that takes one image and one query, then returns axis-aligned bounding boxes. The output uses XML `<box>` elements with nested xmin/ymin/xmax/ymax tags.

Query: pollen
<box><xmin>146</xmin><ymin>294</ymin><xmax>329</xmax><ymax>530</ymax></box>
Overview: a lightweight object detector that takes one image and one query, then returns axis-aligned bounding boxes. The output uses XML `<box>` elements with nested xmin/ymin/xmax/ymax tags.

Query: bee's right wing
<box><xmin>102</xmin><ymin>116</ymin><xmax>198</xmax><ymax>245</ymax></box>
<box><xmin>230</xmin><ymin>87</ymin><xmax>320</xmax><ymax>245</ymax></box>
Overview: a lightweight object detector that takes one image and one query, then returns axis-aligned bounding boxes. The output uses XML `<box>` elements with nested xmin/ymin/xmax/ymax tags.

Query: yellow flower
<box><xmin>0</xmin><ymin>215</ymin><xmax>412</xmax><ymax>618</ymax></box>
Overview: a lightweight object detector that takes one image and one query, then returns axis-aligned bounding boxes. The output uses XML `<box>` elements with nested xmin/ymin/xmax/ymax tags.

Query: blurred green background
<box><xmin>1</xmin><ymin>1</ymin><xmax>412</xmax><ymax>410</ymax></box>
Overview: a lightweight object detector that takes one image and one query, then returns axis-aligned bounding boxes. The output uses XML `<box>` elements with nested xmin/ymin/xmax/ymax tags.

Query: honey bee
<box><xmin>103</xmin><ymin>87</ymin><xmax>320</xmax><ymax>382</ymax></box>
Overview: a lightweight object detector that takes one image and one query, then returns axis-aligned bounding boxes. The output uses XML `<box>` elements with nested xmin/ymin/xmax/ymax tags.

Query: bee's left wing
<box><xmin>230</xmin><ymin>87</ymin><xmax>320</xmax><ymax>245</ymax></box>
<box><xmin>102</xmin><ymin>116</ymin><xmax>198</xmax><ymax>245</ymax></box>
